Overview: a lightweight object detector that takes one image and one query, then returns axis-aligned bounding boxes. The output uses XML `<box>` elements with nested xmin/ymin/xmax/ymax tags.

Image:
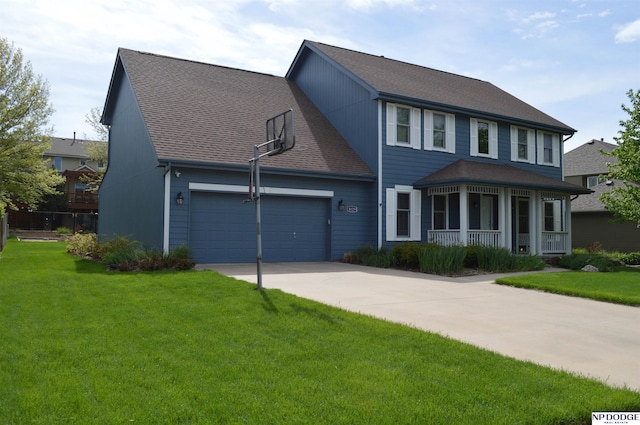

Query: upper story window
<box><xmin>510</xmin><ymin>126</ymin><xmax>535</xmax><ymax>164</ymax></box>
<box><xmin>537</xmin><ymin>131</ymin><xmax>560</xmax><ymax>167</ymax></box>
<box><xmin>386</xmin><ymin>185</ymin><xmax>421</xmax><ymax>241</ymax></box>
<box><xmin>386</xmin><ymin>103</ymin><xmax>421</xmax><ymax>149</ymax></box>
<box><xmin>53</xmin><ymin>157</ymin><xmax>62</xmax><ymax>171</ymax></box>
<box><xmin>587</xmin><ymin>175</ymin><xmax>606</xmax><ymax>188</ymax></box>
<box><xmin>470</xmin><ymin>118</ymin><xmax>498</xmax><ymax>159</ymax></box>
<box><xmin>424</xmin><ymin>110</ymin><xmax>456</xmax><ymax>153</ymax></box>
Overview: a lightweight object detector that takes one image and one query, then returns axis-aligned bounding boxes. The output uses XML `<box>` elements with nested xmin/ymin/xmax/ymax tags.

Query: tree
<box><xmin>80</xmin><ymin>106</ymin><xmax>108</xmax><ymax>191</ymax></box>
<box><xmin>0</xmin><ymin>37</ymin><xmax>64</xmax><ymax>216</ymax></box>
<box><xmin>600</xmin><ymin>89</ymin><xmax>640</xmax><ymax>226</ymax></box>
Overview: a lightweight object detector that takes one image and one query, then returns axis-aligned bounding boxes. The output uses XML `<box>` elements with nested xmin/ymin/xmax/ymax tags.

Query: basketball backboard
<box><xmin>266</xmin><ymin>109</ymin><xmax>295</xmax><ymax>156</ymax></box>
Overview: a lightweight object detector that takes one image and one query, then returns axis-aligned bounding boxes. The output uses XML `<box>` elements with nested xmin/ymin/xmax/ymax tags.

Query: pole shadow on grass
<box><xmin>259</xmin><ymin>290</ymin><xmax>280</xmax><ymax>314</ymax></box>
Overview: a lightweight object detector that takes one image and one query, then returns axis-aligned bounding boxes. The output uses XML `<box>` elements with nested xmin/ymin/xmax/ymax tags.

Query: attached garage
<box><xmin>189</xmin><ymin>189</ymin><xmax>331</xmax><ymax>263</ymax></box>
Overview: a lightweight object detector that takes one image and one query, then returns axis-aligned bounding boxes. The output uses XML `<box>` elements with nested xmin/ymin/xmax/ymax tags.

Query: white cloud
<box><xmin>345</xmin><ymin>0</ymin><xmax>419</xmax><ymax>11</ymax></box>
<box><xmin>615</xmin><ymin>18</ymin><xmax>640</xmax><ymax>43</ymax></box>
<box><xmin>523</xmin><ymin>11</ymin><xmax>556</xmax><ymax>23</ymax></box>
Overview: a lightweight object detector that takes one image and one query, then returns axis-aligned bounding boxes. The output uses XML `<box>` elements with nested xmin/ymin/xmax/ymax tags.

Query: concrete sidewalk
<box><xmin>197</xmin><ymin>262</ymin><xmax>640</xmax><ymax>391</ymax></box>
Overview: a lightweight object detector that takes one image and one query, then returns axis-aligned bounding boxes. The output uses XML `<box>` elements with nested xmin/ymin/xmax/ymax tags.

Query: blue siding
<box><xmin>289</xmin><ymin>51</ymin><xmax>379</xmax><ymax>172</ymax></box>
<box><xmin>168</xmin><ymin>168</ymin><xmax>376</xmax><ymax>262</ymax></box>
<box><xmin>98</xmin><ymin>76</ymin><xmax>165</xmax><ymax>249</ymax></box>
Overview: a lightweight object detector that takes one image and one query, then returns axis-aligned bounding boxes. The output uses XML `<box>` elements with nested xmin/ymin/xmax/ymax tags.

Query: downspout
<box><xmin>377</xmin><ymin>100</ymin><xmax>383</xmax><ymax>249</ymax></box>
<box><xmin>162</xmin><ymin>161</ymin><xmax>172</xmax><ymax>254</ymax></box>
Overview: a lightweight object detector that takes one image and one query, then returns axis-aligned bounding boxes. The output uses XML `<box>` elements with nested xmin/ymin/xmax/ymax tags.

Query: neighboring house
<box><xmin>565</xmin><ymin>139</ymin><xmax>640</xmax><ymax>252</ymax></box>
<box><xmin>99</xmin><ymin>40</ymin><xmax>589</xmax><ymax>263</ymax></box>
<box><xmin>8</xmin><ymin>136</ymin><xmax>102</xmax><ymax>232</ymax></box>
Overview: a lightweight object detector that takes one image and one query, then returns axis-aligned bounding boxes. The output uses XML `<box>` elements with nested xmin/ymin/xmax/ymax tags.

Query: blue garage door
<box><xmin>189</xmin><ymin>192</ymin><xmax>329</xmax><ymax>263</ymax></box>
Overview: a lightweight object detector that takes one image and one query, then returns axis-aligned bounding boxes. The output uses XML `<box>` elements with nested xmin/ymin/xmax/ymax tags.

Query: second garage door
<box><xmin>189</xmin><ymin>192</ymin><xmax>329</xmax><ymax>263</ymax></box>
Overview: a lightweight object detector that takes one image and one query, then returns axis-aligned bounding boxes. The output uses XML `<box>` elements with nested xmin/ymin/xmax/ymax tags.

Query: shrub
<box><xmin>56</xmin><ymin>227</ymin><xmax>71</xmax><ymax>235</ymax></box>
<box><xmin>558</xmin><ymin>253</ymin><xmax>618</xmax><ymax>272</ymax></box>
<box><xmin>620</xmin><ymin>252</ymin><xmax>640</xmax><ymax>265</ymax></box>
<box><xmin>66</xmin><ymin>233</ymin><xmax>99</xmax><ymax>258</ymax></box>
<box><xmin>476</xmin><ymin>246</ymin><xmax>517</xmax><ymax>272</ymax></box>
<box><xmin>166</xmin><ymin>245</ymin><xmax>195</xmax><ymax>270</ymax></box>
<box><xmin>137</xmin><ymin>249</ymin><xmax>166</xmax><ymax>271</ymax></box>
<box><xmin>360</xmin><ymin>246</ymin><xmax>393</xmax><ymax>268</ymax></box>
<box><xmin>588</xmin><ymin>240</ymin><xmax>603</xmax><ymax>253</ymax></box>
<box><xmin>418</xmin><ymin>245</ymin><xmax>466</xmax><ymax>275</ymax></box>
<box><xmin>464</xmin><ymin>245</ymin><xmax>480</xmax><ymax>268</ymax></box>
<box><xmin>97</xmin><ymin>235</ymin><xmax>140</xmax><ymax>261</ymax></box>
<box><xmin>514</xmin><ymin>255</ymin><xmax>547</xmax><ymax>271</ymax></box>
<box><xmin>391</xmin><ymin>242</ymin><xmax>424</xmax><ymax>269</ymax></box>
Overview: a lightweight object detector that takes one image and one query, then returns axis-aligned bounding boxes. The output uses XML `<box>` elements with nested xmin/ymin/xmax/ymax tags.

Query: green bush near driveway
<box><xmin>1</xmin><ymin>239</ymin><xmax>638</xmax><ymax>424</ymax></box>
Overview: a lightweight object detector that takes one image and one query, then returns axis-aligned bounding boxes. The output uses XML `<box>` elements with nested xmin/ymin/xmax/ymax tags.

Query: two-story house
<box><xmin>99</xmin><ymin>40</ymin><xmax>589</xmax><ymax>263</ymax></box>
<box><xmin>565</xmin><ymin>139</ymin><xmax>640</xmax><ymax>252</ymax></box>
<box><xmin>8</xmin><ymin>136</ymin><xmax>101</xmax><ymax>232</ymax></box>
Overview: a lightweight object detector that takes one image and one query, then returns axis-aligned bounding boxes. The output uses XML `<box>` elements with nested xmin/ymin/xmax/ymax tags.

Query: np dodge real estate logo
<box><xmin>592</xmin><ymin>412</ymin><xmax>640</xmax><ymax>425</ymax></box>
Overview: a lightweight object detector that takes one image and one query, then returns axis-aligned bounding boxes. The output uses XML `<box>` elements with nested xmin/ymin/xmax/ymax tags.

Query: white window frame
<box><xmin>386</xmin><ymin>185</ymin><xmax>421</xmax><ymax>241</ymax></box>
<box><xmin>386</xmin><ymin>103</ymin><xmax>421</xmax><ymax>149</ymax></box>
<box><xmin>510</xmin><ymin>126</ymin><xmax>535</xmax><ymax>164</ymax></box>
<box><xmin>470</xmin><ymin>118</ymin><xmax>498</xmax><ymax>159</ymax></box>
<box><xmin>537</xmin><ymin>131</ymin><xmax>560</xmax><ymax>167</ymax></box>
<box><xmin>424</xmin><ymin>110</ymin><xmax>455</xmax><ymax>153</ymax></box>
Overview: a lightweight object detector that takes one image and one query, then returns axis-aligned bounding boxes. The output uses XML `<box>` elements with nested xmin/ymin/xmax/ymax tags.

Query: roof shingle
<box><xmin>116</xmin><ymin>49</ymin><xmax>373</xmax><ymax>176</ymax></box>
<box><xmin>564</xmin><ymin>139</ymin><xmax>617</xmax><ymax>177</ymax></box>
<box><xmin>414</xmin><ymin>159</ymin><xmax>591</xmax><ymax>194</ymax></box>
<box><xmin>304</xmin><ymin>41</ymin><xmax>574</xmax><ymax>133</ymax></box>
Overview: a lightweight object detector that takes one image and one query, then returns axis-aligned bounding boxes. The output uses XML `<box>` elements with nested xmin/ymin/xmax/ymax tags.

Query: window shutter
<box><xmin>386</xmin><ymin>104</ymin><xmax>396</xmax><ymax>146</ymax></box>
<box><xmin>385</xmin><ymin>188</ymin><xmax>396</xmax><ymax>241</ymax></box>
<box><xmin>446</xmin><ymin>114</ymin><xmax>456</xmax><ymax>153</ymax></box>
<box><xmin>424</xmin><ymin>110</ymin><xmax>433</xmax><ymax>150</ymax></box>
<box><xmin>552</xmin><ymin>134</ymin><xmax>560</xmax><ymax>167</ymax></box>
<box><xmin>510</xmin><ymin>126</ymin><xmax>518</xmax><ymax>161</ymax></box>
<box><xmin>411</xmin><ymin>108</ymin><xmax>421</xmax><ymax>150</ymax></box>
<box><xmin>490</xmin><ymin>122</ymin><xmax>498</xmax><ymax>159</ymax></box>
<box><xmin>470</xmin><ymin>119</ymin><xmax>478</xmax><ymax>157</ymax></box>
<box><xmin>411</xmin><ymin>189</ymin><xmax>422</xmax><ymax>240</ymax></box>
<box><xmin>527</xmin><ymin>129</ymin><xmax>535</xmax><ymax>164</ymax></box>
<box><xmin>536</xmin><ymin>131</ymin><xmax>543</xmax><ymax>165</ymax></box>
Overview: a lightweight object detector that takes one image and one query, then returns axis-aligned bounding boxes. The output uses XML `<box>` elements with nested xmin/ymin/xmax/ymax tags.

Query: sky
<box><xmin>2</xmin><ymin>0</ymin><xmax>639</xmax><ymax>152</ymax></box>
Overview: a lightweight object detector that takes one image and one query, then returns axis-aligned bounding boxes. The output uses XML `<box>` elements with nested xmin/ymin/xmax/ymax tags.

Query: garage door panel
<box><xmin>189</xmin><ymin>192</ymin><xmax>328</xmax><ymax>263</ymax></box>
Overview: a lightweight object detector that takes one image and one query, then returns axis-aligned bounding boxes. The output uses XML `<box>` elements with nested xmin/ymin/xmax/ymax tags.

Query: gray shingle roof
<box><xmin>45</xmin><ymin>137</ymin><xmax>92</xmax><ymax>158</ymax></box>
<box><xmin>114</xmin><ymin>49</ymin><xmax>372</xmax><ymax>176</ymax></box>
<box><xmin>564</xmin><ymin>139</ymin><xmax>617</xmax><ymax>177</ymax></box>
<box><xmin>414</xmin><ymin>159</ymin><xmax>591</xmax><ymax>194</ymax></box>
<box><xmin>300</xmin><ymin>41</ymin><xmax>574</xmax><ymax>133</ymax></box>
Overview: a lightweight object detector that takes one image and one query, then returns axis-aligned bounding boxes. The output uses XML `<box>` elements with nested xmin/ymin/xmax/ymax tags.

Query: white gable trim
<box><xmin>189</xmin><ymin>182</ymin><xmax>334</xmax><ymax>198</ymax></box>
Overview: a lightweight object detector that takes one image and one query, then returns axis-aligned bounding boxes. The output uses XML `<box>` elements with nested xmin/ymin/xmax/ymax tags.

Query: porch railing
<box><xmin>428</xmin><ymin>230</ymin><xmax>461</xmax><ymax>246</ymax></box>
<box><xmin>541</xmin><ymin>231</ymin><xmax>568</xmax><ymax>254</ymax></box>
<box><xmin>428</xmin><ymin>230</ymin><xmax>501</xmax><ymax>248</ymax></box>
<box><xmin>467</xmin><ymin>230</ymin><xmax>501</xmax><ymax>248</ymax></box>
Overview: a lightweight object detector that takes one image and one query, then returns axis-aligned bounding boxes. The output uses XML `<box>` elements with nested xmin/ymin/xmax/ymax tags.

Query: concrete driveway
<box><xmin>197</xmin><ymin>262</ymin><xmax>640</xmax><ymax>391</ymax></box>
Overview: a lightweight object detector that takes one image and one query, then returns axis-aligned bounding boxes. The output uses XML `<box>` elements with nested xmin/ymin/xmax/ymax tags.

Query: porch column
<box><xmin>531</xmin><ymin>193</ymin><xmax>540</xmax><ymax>255</ymax></box>
<box><xmin>499</xmin><ymin>188</ymin><xmax>507</xmax><ymax>249</ymax></box>
<box><xmin>460</xmin><ymin>184</ymin><xmax>468</xmax><ymax>246</ymax></box>
<box><xmin>565</xmin><ymin>194</ymin><xmax>572</xmax><ymax>255</ymax></box>
<box><xmin>505</xmin><ymin>189</ymin><xmax>512</xmax><ymax>251</ymax></box>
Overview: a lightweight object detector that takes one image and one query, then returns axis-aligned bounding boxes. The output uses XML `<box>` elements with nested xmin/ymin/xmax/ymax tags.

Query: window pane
<box><xmin>397</xmin><ymin>193</ymin><xmax>410</xmax><ymax>237</ymax></box>
<box><xmin>544</xmin><ymin>202</ymin><xmax>554</xmax><ymax>231</ymax></box>
<box><xmin>397</xmin><ymin>107</ymin><xmax>410</xmax><ymax>125</ymax></box>
<box><xmin>433</xmin><ymin>113</ymin><xmax>445</xmax><ymax>131</ymax></box>
<box><xmin>397</xmin><ymin>211</ymin><xmax>409</xmax><ymax>236</ymax></box>
<box><xmin>544</xmin><ymin>134</ymin><xmax>553</xmax><ymax>163</ymax></box>
<box><xmin>396</xmin><ymin>107</ymin><xmax>410</xmax><ymax>144</ymax></box>
<box><xmin>478</xmin><ymin>122</ymin><xmax>489</xmax><ymax>154</ymax></box>
<box><xmin>517</xmin><ymin>129</ymin><xmax>528</xmax><ymax>160</ymax></box>
<box><xmin>397</xmin><ymin>126</ymin><xmax>409</xmax><ymax>144</ymax></box>
<box><xmin>434</xmin><ymin>131</ymin><xmax>445</xmax><ymax>148</ymax></box>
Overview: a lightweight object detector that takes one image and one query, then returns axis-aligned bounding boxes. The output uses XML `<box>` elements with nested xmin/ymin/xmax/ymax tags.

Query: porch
<box><xmin>425</xmin><ymin>184</ymin><xmax>573</xmax><ymax>255</ymax></box>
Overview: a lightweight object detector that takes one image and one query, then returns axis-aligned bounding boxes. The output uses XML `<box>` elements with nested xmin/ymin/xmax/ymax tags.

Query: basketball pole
<box><xmin>254</xmin><ymin>144</ymin><xmax>263</xmax><ymax>291</ymax></box>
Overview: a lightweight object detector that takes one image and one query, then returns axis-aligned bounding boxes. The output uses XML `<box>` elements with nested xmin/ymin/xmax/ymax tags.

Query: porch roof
<box><xmin>414</xmin><ymin>159</ymin><xmax>592</xmax><ymax>195</ymax></box>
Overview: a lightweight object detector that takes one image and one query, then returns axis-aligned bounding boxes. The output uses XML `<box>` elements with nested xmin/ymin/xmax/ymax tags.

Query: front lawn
<box><xmin>1</xmin><ymin>239</ymin><xmax>638</xmax><ymax>424</ymax></box>
<box><xmin>495</xmin><ymin>268</ymin><xmax>640</xmax><ymax>306</ymax></box>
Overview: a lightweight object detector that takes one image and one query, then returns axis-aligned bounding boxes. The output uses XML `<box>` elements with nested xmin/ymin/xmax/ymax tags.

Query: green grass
<box><xmin>496</xmin><ymin>268</ymin><xmax>640</xmax><ymax>306</ymax></box>
<box><xmin>1</xmin><ymin>239</ymin><xmax>639</xmax><ymax>424</ymax></box>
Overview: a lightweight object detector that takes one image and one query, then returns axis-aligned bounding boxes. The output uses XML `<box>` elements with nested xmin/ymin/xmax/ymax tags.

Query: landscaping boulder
<box><xmin>581</xmin><ymin>264</ymin><xmax>599</xmax><ymax>272</ymax></box>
